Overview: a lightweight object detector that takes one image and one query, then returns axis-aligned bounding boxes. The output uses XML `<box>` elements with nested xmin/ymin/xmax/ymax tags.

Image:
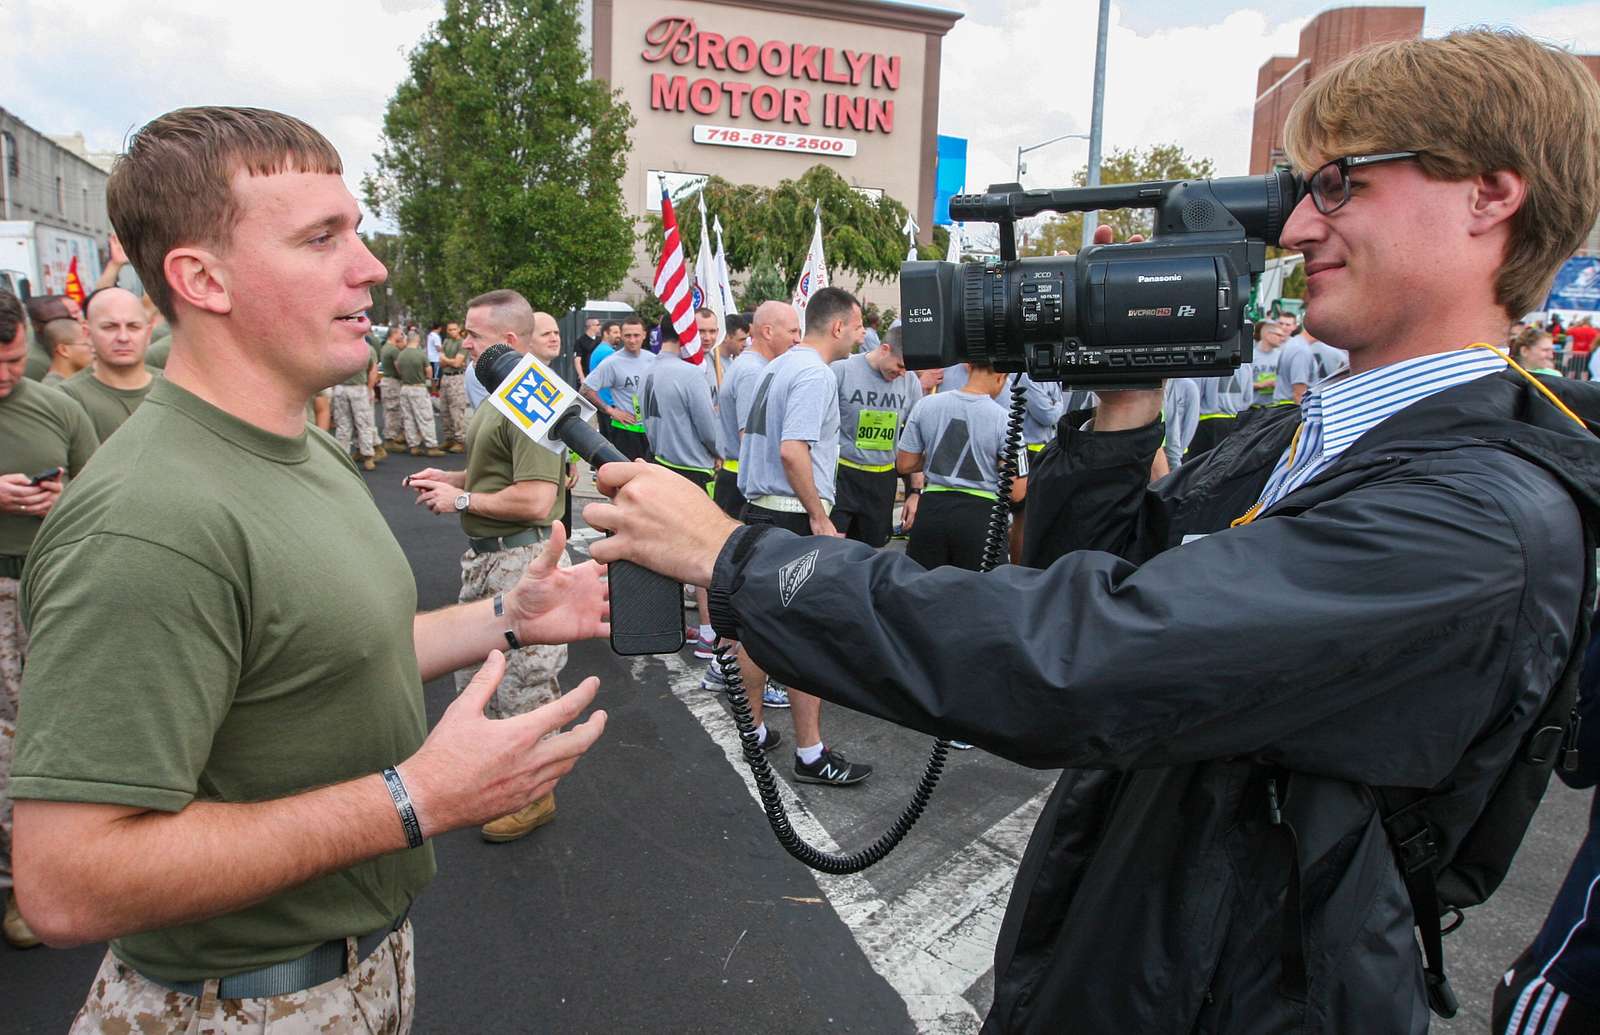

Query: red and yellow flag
<box><xmin>64</xmin><ymin>255</ymin><xmax>87</xmax><ymax>305</ymax></box>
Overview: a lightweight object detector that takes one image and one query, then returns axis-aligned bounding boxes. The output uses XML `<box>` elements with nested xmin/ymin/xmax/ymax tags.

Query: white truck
<box><xmin>0</xmin><ymin>220</ymin><xmax>103</xmax><ymax>301</ymax></box>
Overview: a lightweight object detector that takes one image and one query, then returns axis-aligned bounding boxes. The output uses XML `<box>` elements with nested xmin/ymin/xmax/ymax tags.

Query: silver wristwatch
<box><xmin>454</xmin><ymin>492</ymin><xmax>471</xmax><ymax>512</ymax></box>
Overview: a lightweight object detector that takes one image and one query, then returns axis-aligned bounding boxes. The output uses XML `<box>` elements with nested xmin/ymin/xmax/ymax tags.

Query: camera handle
<box><xmin>709</xmin><ymin>386</ymin><xmax>1028</xmax><ymax>874</ymax></box>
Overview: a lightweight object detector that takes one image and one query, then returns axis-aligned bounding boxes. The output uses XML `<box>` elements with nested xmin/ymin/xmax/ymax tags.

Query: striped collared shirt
<box><xmin>1252</xmin><ymin>347</ymin><xmax>1507</xmax><ymax>513</ymax></box>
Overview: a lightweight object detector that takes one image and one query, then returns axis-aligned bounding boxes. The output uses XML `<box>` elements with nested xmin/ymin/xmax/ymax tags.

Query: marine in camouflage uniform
<box><xmin>71</xmin><ymin>923</ymin><xmax>416</xmax><ymax>1034</ymax></box>
<box><xmin>437</xmin><ymin>333</ymin><xmax>469</xmax><ymax>451</ymax></box>
<box><xmin>378</xmin><ymin>337</ymin><xmax>405</xmax><ymax>447</ymax></box>
<box><xmin>453</xmin><ymin>539</ymin><xmax>569</xmax><ymax>718</ymax></box>
<box><xmin>0</xmin><ymin>371</ymin><xmax>98</xmax><ymax>945</ymax></box>
<box><xmin>332</xmin><ymin>341</ymin><xmax>380</xmax><ymax>465</ymax></box>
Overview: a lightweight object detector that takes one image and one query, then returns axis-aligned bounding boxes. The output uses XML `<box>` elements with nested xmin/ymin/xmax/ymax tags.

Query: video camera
<box><xmin>900</xmin><ymin>170</ymin><xmax>1301</xmax><ymax>386</ymax></box>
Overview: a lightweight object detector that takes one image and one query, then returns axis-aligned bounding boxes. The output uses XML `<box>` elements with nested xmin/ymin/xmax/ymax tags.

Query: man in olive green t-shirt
<box><xmin>407</xmin><ymin>292</ymin><xmax>569</xmax><ymax>844</ymax></box>
<box><xmin>437</xmin><ymin>321</ymin><xmax>469</xmax><ymax>451</ymax></box>
<box><xmin>394</xmin><ymin>337</ymin><xmax>443</xmax><ymax>456</ymax></box>
<box><xmin>57</xmin><ymin>287</ymin><xmax>155</xmax><ymax>443</ymax></box>
<box><xmin>0</xmin><ymin>291</ymin><xmax>97</xmax><ymax>949</ymax></box>
<box><xmin>9</xmin><ymin>109</ymin><xmax>608</xmax><ymax>1032</ymax></box>
<box><xmin>332</xmin><ymin>340</ymin><xmax>382</xmax><ymax>469</ymax></box>
<box><xmin>38</xmin><ymin>317</ymin><xmax>94</xmax><ymax>387</ymax></box>
<box><xmin>379</xmin><ymin>331</ymin><xmax>406</xmax><ymax>450</ymax></box>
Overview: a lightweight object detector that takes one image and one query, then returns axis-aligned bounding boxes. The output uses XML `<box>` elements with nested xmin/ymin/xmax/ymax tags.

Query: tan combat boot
<box><xmin>448</xmin><ymin>443</ymin><xmax>465</xmax><ymax>453</ymax></box>
<box><xmin>480</xmin><ymin>793</ymin><xmax>556</xmax><ymax>843</ymax></box>
<box><xmin>424</xmin><ymin>448</ymin><xmax>447</xmax><ymax>457</ymax></box>
<box><xmin>4</xmin><ymin>892</ymin><xmax>42</xmax><ymax>949</ymax></box>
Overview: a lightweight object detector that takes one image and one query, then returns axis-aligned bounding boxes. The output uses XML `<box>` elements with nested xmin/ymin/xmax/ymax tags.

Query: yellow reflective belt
<box><xmin>1026</xmin><ymin>442</ymin><xmax>1045</xmax><ymax>453</ymax></box>
<box><xmin>722</xmin><ymin>459</ymin><xmax>739</xmax><ymax>473</ymax></box>
<box><xmin>925</xmin><ymin>484</ymin><xmax>999</xmax><ymax>501</ymax></box>
<box><xmin>838</xmin><ymin>458</ymin><xmax>895</xmax><ymax>473</ymax></box>
<box><xmin>656</xmin><ymin>458</ymin><xmax>714</xmax><ymax>477</ymax></box>
<box><xmin>1197</xmin><ymin>413</ymin><xmax>1236</xmax><ymax>421</ymax></box>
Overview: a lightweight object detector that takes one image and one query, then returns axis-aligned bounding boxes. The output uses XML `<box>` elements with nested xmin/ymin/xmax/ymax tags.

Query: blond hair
<box><xmin>1283</xmin><ymin>29</ymin><xmax>1600</xmax><ymax>319</ymax></box>
<box><xmin>106</xmin><ymin>107</ymin><xmax>342</xmax><ymax>323</ymax></box>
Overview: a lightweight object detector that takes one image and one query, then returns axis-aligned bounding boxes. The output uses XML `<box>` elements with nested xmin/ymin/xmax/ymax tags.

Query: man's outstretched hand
<box><xmin>504</xmin><ymin>523</ymin><xmax>612</xmax><ymax>645</ymax></box>
<box><xmin>584</xmin><ymin>461</ymin><xmax>741</xmax><ymax>588</ymax></box>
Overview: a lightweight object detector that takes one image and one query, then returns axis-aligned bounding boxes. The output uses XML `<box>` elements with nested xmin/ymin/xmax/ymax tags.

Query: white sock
<box><xmin>755</xmin><ymin>722</ymin><xmax>769</xmax><ymax>744</ymax></box>
<box><xmin>796</xmin><ymin>742</ymin><xmax>825</xmax><ymax>765</ymax></box>
<box><xmin>699</xmin><ymin>624</ymin><xmax>714</xmax><ymax>642</ymax></box>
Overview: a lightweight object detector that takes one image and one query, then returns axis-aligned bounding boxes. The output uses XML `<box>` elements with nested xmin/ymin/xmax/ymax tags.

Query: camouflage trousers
<box><xmin>438</xmin><ymin>375</ymin><xmax>469</xmax><ymax>446</ymax></box>
<box><xmin>331</xmin><ymin>384</ymin><xmax>378</xmax><ymax>457</ymax></box>
<box><xmin>398</xmin><ymin>385</ymin><xmax>438</xmax><ymax>449</ymax></box>
<box><xmin>454</xmin><ymin>536</ymin><xmax>569</xmax><ymax>720</ymax></box>
<box><xmin>71</xmin><ymin>922</ymin><xmax>415</xmax><ymax>1034</ymax></box>
<box><xmin>379</xmin><ymin>376</ymin><xmax>404</xmax><ymax>442</ymax></box>
<box><xmin>0</xmin><ymin>575</ymin><xmax>23</xmax><ymax>893</ymax></box>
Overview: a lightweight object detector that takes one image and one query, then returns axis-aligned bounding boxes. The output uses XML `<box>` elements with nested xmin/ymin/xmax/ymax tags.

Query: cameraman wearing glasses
<box><xmin>587</xmin><ymin>30</ymin><xmax>1600</xmax><ymax>1033</ymax></box>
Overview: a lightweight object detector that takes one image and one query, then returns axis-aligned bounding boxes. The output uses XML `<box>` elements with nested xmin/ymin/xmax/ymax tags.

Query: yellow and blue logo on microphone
<box><xmin>496</xmin><ymin>360</ymin><xmax>564</xmax><ymax>432</ymax></box>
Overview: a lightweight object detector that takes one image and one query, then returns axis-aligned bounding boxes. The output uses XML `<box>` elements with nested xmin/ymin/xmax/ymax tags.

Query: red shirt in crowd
<box><xmin>1569</xmin><ymin>324</ymin><xmax>1598</xmax><ymax>354</ymax></box>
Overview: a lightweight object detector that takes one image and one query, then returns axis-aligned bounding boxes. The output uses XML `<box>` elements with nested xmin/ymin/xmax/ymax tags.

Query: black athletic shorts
<box><xmin>610</xmin><ymin>424</ymin><xmax>650</xmax><ymax>462</ymax></box>
<box><xmin>740</xmin><ymin>503</ymin><xmax>812</xmax><ymax>536</ymax></box>
<box><xmin>907</xmin><ymin>490</ymin><xmax>993</xmax><ymax>571</ymax></box>
<box><xmin>653</xmin><ymin>458</ymin><xmax>713</xmax><ymax>495</ymax></box>
<box><xmin>715</xmin><ymin>468</ymin><xmax>748</xmax><ymax>520</ymax></box>
<box><xmin>1185</xmin><ymin>415</ymin><xmax>1237</xmax><ymax>462</ymax></box>
<box><xmin>831</xmin><ymin>465</ymin><xmax>897</xmax><ymax>548</ymax></box>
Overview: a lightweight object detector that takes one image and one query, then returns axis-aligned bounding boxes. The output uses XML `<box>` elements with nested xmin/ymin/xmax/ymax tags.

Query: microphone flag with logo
<box><xmin>692</xmin><ymin>192</ymin><xmax>724</xmax><ymax>360</ymax></box>
<box><xmin>653</xmin><ymin>176</ymin><xmax>698</xmax><ymax>358</ymax></box>
<box><xmin>792</xmin><ymin>201</ymin><xmax>828</xmax><ymax>324</ymax></box>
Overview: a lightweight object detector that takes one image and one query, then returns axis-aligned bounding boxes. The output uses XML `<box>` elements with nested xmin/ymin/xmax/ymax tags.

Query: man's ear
<box><xmin>503</xmin><ymin>331</ymin><xmax>522</xmax><ymax>352</ymax></box>
<box><xmin>165</xmin><ymin>246</ymin><xmax>232</xmax><ymax>316</ymax></box>
<box><xmin>1467</xmin><ymin>170</ymin><xmax>1527</xmax><ymax>238</ymax></box>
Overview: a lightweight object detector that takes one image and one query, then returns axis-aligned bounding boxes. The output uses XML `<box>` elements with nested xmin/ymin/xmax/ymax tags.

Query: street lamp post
<box><xmin>1015</xmin><ymin>133</ymin><xmax>1091</xmax><ymax>184</ymax></box>
<box><xmin>1082</xmin><ymin>0</ymin><xmax>1112</xmax><ymax>250</ymax></box>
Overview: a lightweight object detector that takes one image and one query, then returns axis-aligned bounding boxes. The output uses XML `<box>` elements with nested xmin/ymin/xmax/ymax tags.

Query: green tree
<box><xmin>738</xmin><ymin>246</ymin><xmax>787</xmax><ymax>311</ymax></box>
<box><xmin>1022</xmin><ymin>143</ymin><xmax>1216</xmax><ymax>256</ymax></box>
<box><xmin>365</xmin><ymin>0</ymin><xmax>636</xmax><ymax>316</ymax></box>
<box><xmin>645</xmin><ymin>164</ymin><xmax>923</xmax><ymax>288</ymax></box>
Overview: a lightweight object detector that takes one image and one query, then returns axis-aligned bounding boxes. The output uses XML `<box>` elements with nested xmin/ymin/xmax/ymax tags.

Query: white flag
<box><xmin>692</xmin><ymin>194</ymin><xmax>724</xmax><ymax>358</ymax></box>
<box><xmin>792</xmin><ymin>202</ymin><xmax>828</xmax><ymax>321</ymax></box>
<box><xmin>946</xmin><ymin>223</ymin><xmax>963</xmax><ymax>264</ymax></box>
<box><xmin>713</xmin><ymin>215</ymin><xmax>736</xmax><ymax>314</ymax></box>
<box><xmin>902</xmin><ymin>211</ymin><xmax>919</xmax><ymax>261</ymax></box>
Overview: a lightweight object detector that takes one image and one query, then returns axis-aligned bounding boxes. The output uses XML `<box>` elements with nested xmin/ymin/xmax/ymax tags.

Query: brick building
<box><xmin>1251</xmin><ymin>5</ymin><xmax>1600</xmax><ymax>255</ymax></box>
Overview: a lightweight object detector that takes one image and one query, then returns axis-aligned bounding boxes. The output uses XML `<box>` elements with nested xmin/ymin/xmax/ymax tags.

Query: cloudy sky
<box><xmin>3</xmin><ymin>0</ymin><xmax>1598</xmax><ymax>227</ymax></box>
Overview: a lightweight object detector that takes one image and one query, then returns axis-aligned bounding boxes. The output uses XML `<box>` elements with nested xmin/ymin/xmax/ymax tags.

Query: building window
<box><xmin>83</xmin><ymin>186</ymin><xmax>90</xmax><ymax>222</ymax></box>
<box><xmin>646</xmin><ymin>170</ymin><xmax>708</xmax><ymax>212</ymax></box>
<box><xmin>852</xmin><ymin>186</ymin><xmax>884</xmax><ymax>202</ymax></box>
<box><xmin>56</xmin><ymin>175</ymin><xmax>65</xmax><ymax>213</ymax></box>
<box><xmin>1</xmin><ymin>132</ymin><xmax>16</xmax><ymax>177</ymax></box>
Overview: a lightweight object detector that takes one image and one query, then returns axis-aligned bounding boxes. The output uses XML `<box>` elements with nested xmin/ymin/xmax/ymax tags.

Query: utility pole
<box><xmin>1081</xmin><ymin>0</ymin><xmax>1111</xmax><ymax>250</ymax></box>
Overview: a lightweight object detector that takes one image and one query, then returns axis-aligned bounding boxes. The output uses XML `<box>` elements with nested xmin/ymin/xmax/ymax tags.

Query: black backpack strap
<box><xmin>1376</xmin><ymin>790</ymin><xmax>1460</xmax><ymax>1018</ymax></box>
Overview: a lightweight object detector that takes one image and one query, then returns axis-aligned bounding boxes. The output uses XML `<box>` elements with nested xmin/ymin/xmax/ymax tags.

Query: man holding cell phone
<box><xmin>0</xmin><ymin>288</ymin><xmax>97</xmax><ymax>948</ymax></box>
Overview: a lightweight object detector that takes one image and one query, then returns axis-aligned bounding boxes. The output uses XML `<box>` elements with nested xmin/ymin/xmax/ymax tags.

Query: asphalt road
<box><xmin>3</xmin><ymin>443</ymin><xmax>1590</xmax><ymax>1033</ymax></box>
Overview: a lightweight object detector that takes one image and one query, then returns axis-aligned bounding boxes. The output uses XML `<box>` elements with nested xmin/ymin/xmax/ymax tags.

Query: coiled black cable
<box><xmin>713</xmin><ymin>379</ymin><xmax>1033</xmax><ymax>874</ymax></box>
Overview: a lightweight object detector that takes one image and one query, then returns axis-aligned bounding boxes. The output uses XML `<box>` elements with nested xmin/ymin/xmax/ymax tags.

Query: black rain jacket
<box><xmin>706</xmin><ymin>370</ymin><xmax>1600</xmax><ymax>1033</ymax></box>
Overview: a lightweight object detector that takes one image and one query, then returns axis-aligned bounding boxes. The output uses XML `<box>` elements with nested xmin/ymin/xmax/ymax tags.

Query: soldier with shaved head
<box><xmin>57</xmin><ymin>287</ymin><xmax>155</xmax><ymax>442</ymax></box>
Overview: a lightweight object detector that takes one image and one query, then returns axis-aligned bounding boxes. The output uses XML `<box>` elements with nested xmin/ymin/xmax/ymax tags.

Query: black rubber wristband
<box><xmin>381</xmin><ymin>767</ymin><xmax>425</xmax><ymax>849</ymax></box>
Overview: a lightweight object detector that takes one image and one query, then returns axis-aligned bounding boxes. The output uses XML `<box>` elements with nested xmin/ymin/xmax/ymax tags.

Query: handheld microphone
<box><xmin>475</xmin><ymin>344</ymin><xmax>685</xmax><ymax>655</ymax></box>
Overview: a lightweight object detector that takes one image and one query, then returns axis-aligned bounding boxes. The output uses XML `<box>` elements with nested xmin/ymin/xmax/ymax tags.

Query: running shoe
<box><xmin>793</xmin><ymin>747</ymin><xmax>873</xmax><ymax>786</ymax></box>
<box><xmin>949</xmin><ymin>740</ymin><xmax>974</xmax><ymax>751</ymax></box>
<box><xmin>762</xmin><ymin>681</ymin><xmax>791</xmax><ymax>709</ymax></box>
<box><xmin>756</xmin><ymin>726</ymin><xmax>782</xmax><ymax>752</ymax></box>
<box><xmin>700</xmin><ymin>660</ymin><xmax>731</xmax><ymax>692</ymax></box>
<box><xmin>693</xmin><ymin>631</ymin><xmax>718</xmax><ymax>660</ymax></box>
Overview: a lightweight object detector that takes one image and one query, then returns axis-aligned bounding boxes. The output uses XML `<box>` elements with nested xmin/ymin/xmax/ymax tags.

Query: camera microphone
<box><xmin>474</xmin><ymin>344</ymin><xmax>685</xmax><ymax>655</ymax></box>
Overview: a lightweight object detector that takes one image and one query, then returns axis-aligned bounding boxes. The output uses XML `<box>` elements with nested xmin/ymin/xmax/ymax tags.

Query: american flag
<box><xmin>653</xmin><ymin>180</ymin><xmax>698</xmax><ymax>357</ymax></box>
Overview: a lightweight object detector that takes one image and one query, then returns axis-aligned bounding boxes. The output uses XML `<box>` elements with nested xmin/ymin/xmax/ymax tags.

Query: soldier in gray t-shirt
<box><xmin>714</xmin><ymin>349</ymin><xmax>768</xmax><ymax>519</ymax></box>
<box><xmin>580</xmin><ymin>320</ymin><xmax>657</xmax><ymax>460</ymax></box>
<box><xmin>1273</xmin><ymin>335</ymin><xmax>1321</xmax><ymax>405</ymax></box>
<box><xmin>641</xmin><ymin>347</ymin><xmax>718</xmax><ymax>485</ymax></box>
<box><xmin>1162</xmin><ymin>377</ymin><xmax>1201</xmax><ymax>471</ymax></box>
<box><xmin>897</xmin><ymin>362</ymin><xmax>1027</xmax><ymax>571</ymax></box>
<box><xmin>737</xmin><ymin>344</ymin><xmax>841</xmax><ymax>521</ymax></box>
<box><xmin>1187</xmin><ymin>364</ymin><xmax>1254</xmax><ymax>462</ymax></box>
<box><xmin>828</xmin><ymin>335</ymin><xmax>922</xmax><ymax>548</ymax></box>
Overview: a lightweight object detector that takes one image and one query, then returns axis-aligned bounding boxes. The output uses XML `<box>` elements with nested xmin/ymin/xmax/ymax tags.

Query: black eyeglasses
<box><xmin>1302</xmin><ymin>152</ymin><xmax>1421</xmax><ymax>215</ymax></box>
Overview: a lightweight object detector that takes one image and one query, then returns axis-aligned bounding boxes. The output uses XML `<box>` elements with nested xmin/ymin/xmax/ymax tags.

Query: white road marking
<box><xmin>639</xmin><ymin>649</ymin><xmax>1047</xmax><ymax>1033</ymax></box>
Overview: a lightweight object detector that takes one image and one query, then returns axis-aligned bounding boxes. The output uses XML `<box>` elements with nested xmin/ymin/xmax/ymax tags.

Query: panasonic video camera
<box><xmin>900</xmin><ymin>170</ymin><xmax>1301</xmax><ymax>386</ymax></box>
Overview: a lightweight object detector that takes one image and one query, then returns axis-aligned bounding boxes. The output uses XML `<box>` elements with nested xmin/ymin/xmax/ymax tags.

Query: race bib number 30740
<box><xmin>855</xmin><ymin>409</ymin><xmax>897</xmax><ymax>451</ymax></box>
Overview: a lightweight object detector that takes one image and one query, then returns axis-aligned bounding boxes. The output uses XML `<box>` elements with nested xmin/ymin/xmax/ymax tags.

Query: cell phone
<box><xmin>29</xmin><ymin>467</ymin><xmax>62</xmax><ymax>486</ymax></box>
